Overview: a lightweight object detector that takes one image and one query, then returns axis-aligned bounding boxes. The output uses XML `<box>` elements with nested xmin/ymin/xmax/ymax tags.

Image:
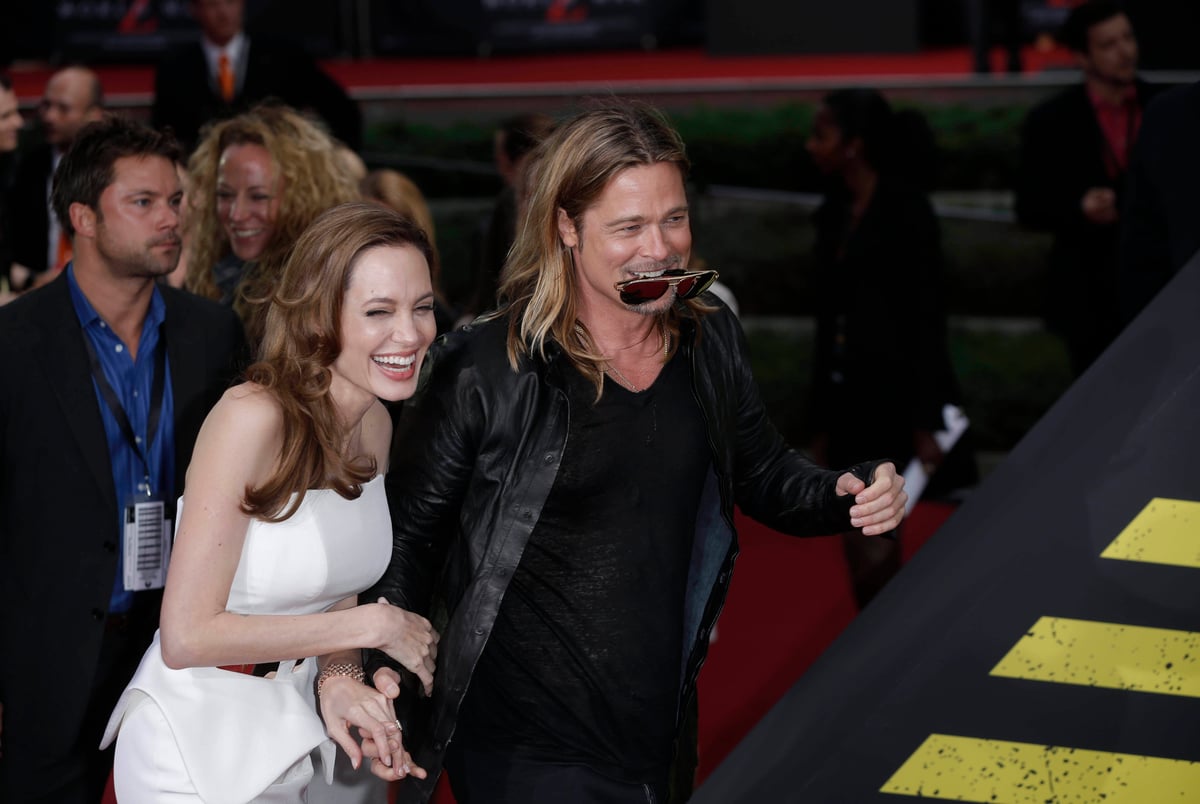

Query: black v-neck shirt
<box><xmin>454</xmin><ymin>350</ymin><xmax>710</xmax><ymax>783</ymax></box>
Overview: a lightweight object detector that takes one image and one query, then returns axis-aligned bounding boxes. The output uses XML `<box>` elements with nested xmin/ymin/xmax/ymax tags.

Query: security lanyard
<box><xmin>82</xmin><ymin>334</ymin><xmax>166</xmax><ymax>498</ymax></box>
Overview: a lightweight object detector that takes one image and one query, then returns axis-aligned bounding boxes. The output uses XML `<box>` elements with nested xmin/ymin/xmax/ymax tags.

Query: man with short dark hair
<box><xmin>8</xmin><ymin>66</ymin><xmax>105</xmax><ymax>290</ymax></box>
<box><xmin>0</xmin><ymin>115</ymin><xmax>244</xmax><ymax>802</ymax></box>
<box><xmin>1016</xmin><ymin>0</ymin><xmax>1155</xmax><ymax>376</ymax></box>
<box><xmin>365</xmin><ymin>101</ymin><xmax>906</xmax><ymax>804</ymax></box>
<box><xmin>153</xmin><ymin>0</ymin><xmax>362</xmax><ymax>152</ymax></box>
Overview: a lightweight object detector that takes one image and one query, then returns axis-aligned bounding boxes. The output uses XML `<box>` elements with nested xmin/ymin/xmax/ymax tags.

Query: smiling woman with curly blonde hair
<box><xmin>184</xmin><ymin>103</ymin><xmax>360</xmax><ymax>348</ymax></box>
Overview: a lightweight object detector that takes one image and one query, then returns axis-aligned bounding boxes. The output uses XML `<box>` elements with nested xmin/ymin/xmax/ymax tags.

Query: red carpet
<box><xmin>694</xmin><ymin>501</ymin><xmax>954</xmax><ymax>785</ymax></box>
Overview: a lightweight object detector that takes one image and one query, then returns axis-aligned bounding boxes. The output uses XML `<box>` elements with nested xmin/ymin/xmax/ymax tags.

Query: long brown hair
<box><xmin>241</xmin><ymin>202</ymin><xmax>435</xmax><ymax>521</ymax></box>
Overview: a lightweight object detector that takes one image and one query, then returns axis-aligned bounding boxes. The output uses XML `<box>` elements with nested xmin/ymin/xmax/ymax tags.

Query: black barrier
<box><xmin>695</xmin><ymin>253</ymin><xmax>1200</xmax><ymax>801</ymax></box>
<box><xmin>706</xmin><ymin>0</ymin><xmax>919</xmax><ymax>56</ymax></box>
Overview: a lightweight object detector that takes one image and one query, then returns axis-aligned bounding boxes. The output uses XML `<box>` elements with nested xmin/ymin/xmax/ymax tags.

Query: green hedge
<box><xmin>367</xmin><ymin>99</ymin><xmax>1032</xmax><ymax>195</ymax></box>
<box><xmin>743</xmin><ymin>321</ymin><xmax>1071</xmax><ymax>456</ymax></box>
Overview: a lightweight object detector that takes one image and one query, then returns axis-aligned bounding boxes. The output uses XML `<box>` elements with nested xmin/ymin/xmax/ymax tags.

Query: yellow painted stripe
<box><xmin>881</xmin><ymin>734</ymin><xmax>1200</xmax><ymax>802</ymax></box>
<box><xmin>1102</xmin><ymin>497</ymin><xmax>1200</xmax><ymax>568</ymax></box>
<box><xmin>989</xmin><ymin>616</ymin><xmax>1200</xmax><ymax>697</ymax></box>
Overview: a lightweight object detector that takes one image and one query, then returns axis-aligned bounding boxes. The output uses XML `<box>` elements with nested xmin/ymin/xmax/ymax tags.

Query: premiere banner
<box><xmin>54</xmin><ymin>0</ymin><xmax>342</xmax><ymax>63</ymax></box>
<box><xmin>479</xmin><ymin>0</ymin><xmax>656</xmax><ymax>52</ymax></box>
<box><xmin>371</xmin><ymin>0</ymin><xmax>665</xmax><ymax>56</ymax></box>
<box><xmin>54</xmin><ymin>0</ymin><xmax>201</xmax><ymax>62</ymax></box>
<box><xmin>695</xmin><ymin>254</ymin><xmax>1200</xmax><ymax>802</ymax></box>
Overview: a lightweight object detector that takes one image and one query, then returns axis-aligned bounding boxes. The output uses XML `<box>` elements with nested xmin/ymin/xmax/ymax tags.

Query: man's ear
<box><xmin>69</xmin><ymin>202</ymin><xmax>96</xmax><ymax>239</ymax></box>
<box><xmin>557</xmin><ymin>207</ymin><xmax>578</xmax><ymax>249</ymax></box>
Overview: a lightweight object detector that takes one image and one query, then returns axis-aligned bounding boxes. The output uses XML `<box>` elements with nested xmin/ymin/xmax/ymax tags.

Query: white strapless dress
<box><xmin>101</xmin><ymin>475</ymin><xmax>391</xmax><ymax>803</ymax></box>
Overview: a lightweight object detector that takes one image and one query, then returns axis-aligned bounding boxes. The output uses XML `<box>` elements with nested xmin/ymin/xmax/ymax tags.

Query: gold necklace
<box><xmin>605</xmin><ymin>362</ymin><xmax>642</xmax><ymax>392</ymax></box>
<box><xmin>589</xmin><ymin>321</ymin><xmax>671</xmax><ymax>393</ymax></box>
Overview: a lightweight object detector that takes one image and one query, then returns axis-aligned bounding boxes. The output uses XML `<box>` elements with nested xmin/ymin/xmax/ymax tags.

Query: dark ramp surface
<box><xmin>695</xmin><ymin>254</ymin><xmax>1200</xmax><ymax>803</ymax></box>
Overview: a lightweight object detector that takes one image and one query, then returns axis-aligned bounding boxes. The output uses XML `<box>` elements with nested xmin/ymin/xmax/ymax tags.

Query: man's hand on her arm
<box><xmin>836</xmin><ymin>462</ymin><xmax>907</xmax><ymax>536</ymax></box>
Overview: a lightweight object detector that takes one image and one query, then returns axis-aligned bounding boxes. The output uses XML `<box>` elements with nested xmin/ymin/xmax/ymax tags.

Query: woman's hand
<box><xmin>318</xmin><ymin>674</ymin><xmax>423</xmax><ymax>779</ymax></box>
<box><xmin>374</xmin><ymin>598</ymin><xmax>438</xmax><ymax>696</ymax></box>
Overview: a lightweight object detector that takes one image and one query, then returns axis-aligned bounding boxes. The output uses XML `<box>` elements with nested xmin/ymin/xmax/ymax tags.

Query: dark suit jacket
<box><xmin>152</xmin><ymin>36</ymin><xmax>363</xmax><ymax>152</ymax></box>
<box><xmin>0</xmin><ymin>148</ymin><xmax>19</xmax><ymax>281</ymax></box>
<box><xmin>1015</xmin><ymin>80</ymin><xmax>1157</xmax><ymax>369</ymax></box>
<box><xmin>1120</xmin><ymin>80</ymin><xmax>1200</xmax><ymax>322</ymax></box>
<box><xmin>7</xmin><ymin>142</ymin><xmax>54</xmax><ymax>277</ymax></box>
<box><xmin>0</xmin><ymin>275</ymin><xmax>245</xmax><ymax>797</ymax></box>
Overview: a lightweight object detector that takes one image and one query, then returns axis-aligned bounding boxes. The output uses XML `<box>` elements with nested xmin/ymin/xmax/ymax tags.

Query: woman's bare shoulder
<box><xmin>362</xmin><ymin>400</ymin><xmax>394</xmax><ymax>474</ymax></box>
<box><xmin>212</xmin><ymin>382</ymin><xmax>282</xmax><ymax>423</ymax></box>
<box><xmin>196</xmin><ymin>383</ymin><xmax>285</xmax><ymax>463</ymax></box>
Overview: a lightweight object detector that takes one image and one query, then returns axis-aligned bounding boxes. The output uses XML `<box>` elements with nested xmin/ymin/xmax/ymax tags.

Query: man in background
<box><xmin>1119</xmin><ymin>80</ymin><xmax>1200</xmax><ymax>319</ymax></box>
<box><xmin>0</xmin><ymin>74</ymin><xmax>20</xmax><ymax>152</ymax></box>
<box><xmin>8</xmin><ymin>65</ymin><xmax>104</xmax><ymax>291</ymax></box>
<box><xmin>153</xmin><ymin>0</ymin><xmax>362</xmax><ymax>152</ymax></box>
<box><xmin>1015</xmin><ymin>0</ymin><xmax>1154</xmax><ymax>376</ymax></box>
<box><xmin>460</xmin><ymin>112</ymin><xmax>555</xmax><ymax>324</ymax></box>
<box><xmin>0</xmin><ymin>72</ymin><xmax>25</xmax><ymax>297</ymax></box>
<box><xmin>0</xmin><ymin>115</ymin><xmax>244</xmax><ymax>802</ymax></box>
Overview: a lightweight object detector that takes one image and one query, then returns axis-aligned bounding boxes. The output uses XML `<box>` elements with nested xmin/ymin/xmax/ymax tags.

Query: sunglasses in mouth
<box><xmin>614</xmin><ymin>269</ymin><xmax>719</xmax><ymax>305</ymax></box>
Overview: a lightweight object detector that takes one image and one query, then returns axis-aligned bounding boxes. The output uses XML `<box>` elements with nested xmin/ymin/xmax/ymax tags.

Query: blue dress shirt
<box><xmin>67</xmin><ymin>265</ymin><xmax>175</xmax><ymax>614</ymax></box>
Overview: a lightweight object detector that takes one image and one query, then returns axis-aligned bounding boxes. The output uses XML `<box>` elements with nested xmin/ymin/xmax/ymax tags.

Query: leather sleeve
<box><xmin>363</xmin><ymin>332</ymin><xmax>480</xmax><ymax>680</ymax></box>
<box><xmin>372</xmin><ymin>336</ymin><xmax>482</xmax><ymax>606</ymax></box>
<box><xmin>707</xmin><ymin>307</ymin><xmax>878</xmax><ymax>537</ymax></box>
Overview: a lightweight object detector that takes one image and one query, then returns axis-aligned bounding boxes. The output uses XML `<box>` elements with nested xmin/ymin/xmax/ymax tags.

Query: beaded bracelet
<box><xmin>315</xmin><ymin>662</ymin><xmax>366</xmax><ymax>698</ymax></box>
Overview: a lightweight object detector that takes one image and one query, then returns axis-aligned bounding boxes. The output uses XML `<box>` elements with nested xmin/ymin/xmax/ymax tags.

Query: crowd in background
<box><xmin>0</xmin><ymin>2</ymin><xmax>1188</xmax><ymax>360</ymax></box>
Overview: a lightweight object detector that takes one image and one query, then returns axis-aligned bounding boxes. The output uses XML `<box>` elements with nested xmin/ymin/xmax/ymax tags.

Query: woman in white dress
<box><xmin>103</xmin><ymin>202</ymin><xmax>440</xmax><ymax>802</ymax></box>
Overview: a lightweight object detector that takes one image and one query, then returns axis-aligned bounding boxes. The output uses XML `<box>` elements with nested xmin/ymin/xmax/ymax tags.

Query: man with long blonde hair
<box><xmin>366</xmin><ymin>100</ymin><xmax>906</xmax><ymax>804</ymax></box>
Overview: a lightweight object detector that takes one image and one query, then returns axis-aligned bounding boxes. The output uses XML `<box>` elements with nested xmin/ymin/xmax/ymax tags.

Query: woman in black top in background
<box><xmin>805</xmin><ymin>88</ymin><xmax>972</xmax><ymax>607</ymax></box>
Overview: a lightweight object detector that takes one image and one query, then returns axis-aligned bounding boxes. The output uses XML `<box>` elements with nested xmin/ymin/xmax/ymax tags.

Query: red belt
<box><xmin>216</xmin><ymin>660</ymin><xmax>292</xmax><ymax>675</ymax></box>
<box><xmin>217</xmin><ymin>663</ymin><xmax>258</xmax><ymax>674</ymax></box>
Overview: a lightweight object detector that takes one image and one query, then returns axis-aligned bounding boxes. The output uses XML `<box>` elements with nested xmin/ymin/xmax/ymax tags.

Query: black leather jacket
<box><xmin>370</xmin><ymin>301</ymin><xmax>872</xmax><ymax>803</ymax></box>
